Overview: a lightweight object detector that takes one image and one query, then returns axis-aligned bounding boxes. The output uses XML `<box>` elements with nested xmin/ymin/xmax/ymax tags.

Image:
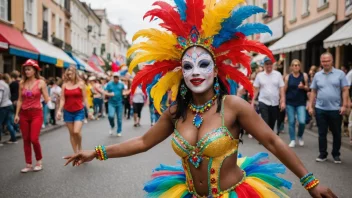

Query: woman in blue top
<box><xmin>284</xmin><ymin>59</ymin><xmax>309</xmax><ymax>147</ymax></box>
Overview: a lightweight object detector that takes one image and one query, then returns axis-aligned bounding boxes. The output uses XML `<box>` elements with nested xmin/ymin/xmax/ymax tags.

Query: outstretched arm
<box><xmin>64</xmin><ymin>107</ymin><xmax>175</xmax><ymax>165</ymax></box>
<box><xmin>227</xmin><ymin>96</ymin><xmax>336</xmax><ymax>198</ymax></box>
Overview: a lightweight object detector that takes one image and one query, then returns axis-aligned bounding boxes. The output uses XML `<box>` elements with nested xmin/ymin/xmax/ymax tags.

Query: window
<box><xmin>318</xmin><ymin>0</ymin><xmax>328</xmax><ymax>7</ymax></box>
<box><xmin>42</xmin><ymin>6</ymin><xmax>49</xmax><ymax>41</ymax></box>
<box><xmin>302</xmin><ymin>0</ymin><xmax>309</xmax><ymax>15</ymax></box>
<box><xmin>278</xmin><ymin>0</ymin><xmax>282</xmax><ymax>14</ymax></box>
<box><xmin>0</xmin><ymin>0</ymin><xmax>8</xmax><ymax>21</ymax></box>
<box><xmin>291</xmin><ymin>0</ymin><xmax>296</xmax><ymax>21</ymax></box>
<box><xmin>58</xmin><ymin>18</ymin><xmax>63</xmax><ymax>39</ymax></box>
<box><xmin>25</xmin><ymin>0</ymin><xmax>34</xmax><ymax>32</ymax></box>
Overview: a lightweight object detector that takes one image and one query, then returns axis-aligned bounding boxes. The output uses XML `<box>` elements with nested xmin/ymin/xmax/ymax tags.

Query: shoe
<box><xmin>33</xmin><ymin>164</ymin><xmax>43</xmax><ymax>172</ymax></box>
<box><xmin>117</xmin><ymin>133</ymin><xmax>122</xmax><ymax>137</ymax></box>
<box><xmin>298</xmin><ymin>138</ymin><xmax>304</xmax><ymax>146</ymax></box>
<box><xmin>109</xmin><ymin>128</ymin><xmax>115</xmax><ymax>135</ymax></box>
<box><xmin>6</xmin><ymin>140</ymin><xmax>18</xmax><ymax>144</ymax></box>
<box><xmin>84</xmin><ymin>119</ymin><xmax>88</xmax><ymax>124</ymax></box>
<box><xmin>288</xmin><ymin>140</ymin><xmax>296</xmax><ymax>148</ymax></box>
<box><xmin>248</xmin><ymin>134</ymin><xmax>253</xmax><ymax>139</ymax></box>
<box><xmin>134</xmin><ymin>123</ymin><xmax>137</xmax><ymax>127</ymax></box>
<box><xmin>42</xmin><ymin>124</ymin><xmax>45</xmax><ymax>129</ymax></box>
<box><xmin>333</xmin><ymin>156</ymin><xmax>342</xmax><ymax>164</ymax></box>
<box><xmin>0</xmin><ymin>143</ymin><xmax>3</xmax><ymax>147</ymax></box>
<box><xmin>316</xmin><ymin>155</ymin><xmax>327</xmax><ymax>162</ymax></box>
<box><xmin>21</xmin><ymin>165</ymin><xmax>33</xmax><ymax>173</ymax></box>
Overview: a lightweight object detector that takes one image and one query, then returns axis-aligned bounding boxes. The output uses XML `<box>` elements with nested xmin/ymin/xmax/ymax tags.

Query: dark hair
<box><xmin>10</xmin><ymin>71</ymin><xmax>19</xmax><ymax>79</ymax></box>
<box><xmin>171</xmin><ymin>77</ymin><xmax>228</xmax><ymax>121</ymax></box>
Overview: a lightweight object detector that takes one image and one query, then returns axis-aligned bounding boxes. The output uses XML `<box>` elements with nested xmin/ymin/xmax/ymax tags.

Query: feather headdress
<box><xmin>128</xmin><ymin>0</ymin><xmax>273</xmax><ymax>113</ymax></box>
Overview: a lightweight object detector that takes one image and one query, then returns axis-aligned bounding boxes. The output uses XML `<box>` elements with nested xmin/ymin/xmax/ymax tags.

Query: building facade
<box><xmin>70</xmin><ymin>0</ymin><xmax>89</xmax><ymax>60</ymax></box>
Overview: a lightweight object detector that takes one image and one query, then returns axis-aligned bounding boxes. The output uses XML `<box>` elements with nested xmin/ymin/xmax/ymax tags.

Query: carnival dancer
<box><xmin>15</xmin><ymin>59</ymin><xmax>50</xmax><ymax>173</ymax></box>
<box><xmin>57</xmin><ymin>66</ymin><xmax>91</xmax><ymax>153</ymax></box>
<box><xmin>64</xmin><ymin>1</ymin><xmax>336</xmax><ymax>197</ymax></box>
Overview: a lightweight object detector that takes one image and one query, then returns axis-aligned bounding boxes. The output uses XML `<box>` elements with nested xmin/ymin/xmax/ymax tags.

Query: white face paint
<box><xmin>182</xmin><ymin>46</ymin><xmax>216</xmax><ymax>94</ymax></box>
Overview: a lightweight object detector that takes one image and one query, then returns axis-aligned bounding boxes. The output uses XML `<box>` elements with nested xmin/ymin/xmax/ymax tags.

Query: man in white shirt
<box><xmin>48</xmin><ymin>80</ymin><xmax>62</xmax><ymax>125</ymax></box>
<box><xmin>252</xmin><ymin>57</ymin><xmax>286</xmax><ymax>130</ymax></box>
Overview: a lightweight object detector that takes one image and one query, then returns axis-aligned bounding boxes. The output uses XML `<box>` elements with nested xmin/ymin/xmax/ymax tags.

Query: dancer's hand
<box><xmin>64</xmin><ymin>150</ymin><xmax>96</xmax><ymax>167</ymax></box>
<box><xmin>308</xmin><ymin>185</ymin><xmax>337</xmax><ymax>198</ymax></box>
<box><xmin>14</xmin><ymin>115</ymin><xmax>20</xmax><ymax>124</ymax></box>
<box><xmin>56</xmin><ymin>111</ymin><xmax>62</xmax><ymax>120</ymax></box>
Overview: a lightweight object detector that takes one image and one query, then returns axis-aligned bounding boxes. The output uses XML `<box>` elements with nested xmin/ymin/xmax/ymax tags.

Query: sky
<box><xmin>81</xmin><ymin>0</ymin><xmax>168</xmax><ymax>43</ymax></box>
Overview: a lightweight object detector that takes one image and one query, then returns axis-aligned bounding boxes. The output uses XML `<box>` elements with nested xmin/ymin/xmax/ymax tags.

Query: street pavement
<box><xmin>0</xmin><ymin>108</ymin><xmax>351</xmax><ymax>198</ymax></box>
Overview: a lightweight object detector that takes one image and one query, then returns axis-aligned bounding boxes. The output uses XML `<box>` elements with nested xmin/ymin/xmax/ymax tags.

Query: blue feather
<box><xmin>227</xmin><ymin>79</ymin><xmax>238</xmax><ymax>95</ymax></box>
<box><xmin>213</xmin><ymin>5</ymin><xmax>266</xmax><ymax>47</ymax></box>
<box><xmin>174</xmin><ymin>0</ymin><xmax>187</xmax><ymax>21</ymax></box>
<box><xmin>235</xmin><ymin>23</ymin><xmax>272</xmax><ymax>36</ymax></box>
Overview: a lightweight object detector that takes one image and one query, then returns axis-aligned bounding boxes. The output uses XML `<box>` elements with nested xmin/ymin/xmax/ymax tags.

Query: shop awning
<box><xmin>324</xmin><ymin>19</ymin><xmax>352</xmax><ymax>48</ymax></box>
<box><xmin>69</xmin><ymin>53</ymin><xmax>96</xmax><ymax>73</ymax></box>
<box><xmin>23</xmin><ymin>33</ymin><xmax>76</xmax><ymax>67</ymax></box>
<box><xmin>269</xmin><ymin>15</ymin><xmax>335</xmax><ymax>55</ymax></box>
<box><xmin>260</xmin><ymin>16</ymin><xmax>284</xmax><ymax>44</ymax></box>
<box><xmin>0</xmin><ymin>23</ymin><xmax>39</xmax><ymax>59</ymax></box>
<box><xmin>88</xmin><ymin>55</ymin><xmax>105</xmax><ymax>73</ymax></box>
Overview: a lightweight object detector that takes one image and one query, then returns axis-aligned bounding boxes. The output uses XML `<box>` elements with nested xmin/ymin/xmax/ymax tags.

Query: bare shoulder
<box><xmin>78</xmin><ymin>81</ymin><xmax>85</xmax><ymax>88</ymax></box>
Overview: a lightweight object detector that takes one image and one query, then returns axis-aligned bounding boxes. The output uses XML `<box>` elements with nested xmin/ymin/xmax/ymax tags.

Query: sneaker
<box><xmin>288</xmin><ymin>140</ymin><xmax>296</xmax><ymax>148</ymax></box>
<box><xmin>248</xmin><ymin>134</ymin><xmax>253</xmax><ymax>139</ymax></box>
<box><xmin>333</xmin><ymin>156</ymin><xmax>342</xmax><ymax>164</ymax></box>
<box><xmin>33</xmin><ymin>164</ymin><xmax>43</xmax><ymax>172</ymax></box>
<box><xmin>6</xmin><ymin>140</ymin><xmax>18</xmax><ymax>144</ymax></box>
<box><xmin>117</xmin><ymin>133</ymin><xmax>122</xmax><ymax>137</ymax></box>
<box><xmin>42</xmin><ymin>124</ymin><xmax>45</xmax><ymax>129</ymax></box>
<box><xmin>316</xmin><ymin>155</ymin><xmax>327</xmax><ymax>162</ymax></box>
<box><xmin>84</xmin><ymin>119</ymin><xmax>88</xmax><ymax>124</ymax></box>
<box><xmin>21</xmin><ymin>165</ymin><xmax>33</xmax><ymax>173</ymax></box>
<box><xmin>109</xmin><ymin>128</ymin><xmax>115</xmax><ymax>136</ymax></box>
<box><xmin>298</xmin><ymin>138</ymin><xmax>304</xmax><ymax>146</ymax></box>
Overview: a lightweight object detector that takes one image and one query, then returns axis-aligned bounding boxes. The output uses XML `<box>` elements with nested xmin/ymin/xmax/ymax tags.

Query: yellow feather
<box><xmin>128</xmin><ymin>50</ymin><xmax>180</xmax><ymax>73</ymax></box>
<box><xmin>127</xmin><ymin>41</ymin><xmax>179</xmax><ymax>59</ymax></box>
<box><xmin>132</xmin><ymin>28</ymin><xmax>177</xmax><ymax>44</ymax></box>
<box><xmin>151</xmin><ymin>70</ymin><xmax>182</xmax><ymax>114</ymax></box>
<box><xmin>202</xmin><ymin>0</ymin><xmax>245</xmax><ymax>38</ymax></box>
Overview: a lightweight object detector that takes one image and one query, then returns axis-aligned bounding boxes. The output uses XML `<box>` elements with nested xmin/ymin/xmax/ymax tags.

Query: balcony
<box><xmin>65</xmin><ymin>43</ymin><xmax>72</xmax><ymax>52</ymax></box>
<box><xmin>52</xmin><ymin>35</ymin><xmax>64</xmax><ymax>49</ymax></box>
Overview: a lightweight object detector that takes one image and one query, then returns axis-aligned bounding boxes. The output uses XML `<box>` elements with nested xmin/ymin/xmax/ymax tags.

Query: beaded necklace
<box><xmin>189</xmin><ymin>95</ymin><xmax>218</xmax><ymax>128</ymax></box>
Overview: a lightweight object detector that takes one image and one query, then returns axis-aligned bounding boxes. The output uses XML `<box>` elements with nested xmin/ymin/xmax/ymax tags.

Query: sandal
<box><xmin>21</xmin><ymin>164</ymin><xmax>33</xmax><ymax>173</ymax></box>
<box><xmin>33</xmin><ymin>161</ymin><xmax>43</xmax><ymax>172</ymax></box>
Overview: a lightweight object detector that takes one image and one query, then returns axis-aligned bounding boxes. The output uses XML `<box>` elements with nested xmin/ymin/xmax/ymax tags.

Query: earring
<box><xmin>214</xmin><ymin>77</ymin><xmax>220</xmax><ymax>95</ymax></box>
<box><xmin>180</xmin><ymin>83</ymin><xmax>188</xmax><ymax>99</ymax></box>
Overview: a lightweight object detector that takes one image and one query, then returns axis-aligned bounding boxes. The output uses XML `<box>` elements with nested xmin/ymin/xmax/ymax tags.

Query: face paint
<box><xmin>182</xmin><ymin>46</ymin><xmax>215</xmax><ymax>93</ymax></box>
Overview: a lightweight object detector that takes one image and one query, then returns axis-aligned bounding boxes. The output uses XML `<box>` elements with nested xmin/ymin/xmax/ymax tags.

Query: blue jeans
<box><xmin>108</xmin><ymin>102</ymin><xmax>123</xmax><ymax>133</ymax></box>
<box><xmin>149</xmin><ymin>105</ymin><xmax>160</xmax><ymax>124</ymax></box>
<box><xmin>42</xmin><ymin>102</ymin><xmax>48</xmax><ymax>126</ymax></box>
<box><xmin>93</xmin><ymin>98</ymin><xmax>103</xmax><ymax>116</ymax></box>
<box><xmin>286</xmin><ymin>105</ymin><xmax>306</xmax><ymax>141</ymax></box>
<box><xmin>315</xmin><ymin>108</ymin><xmax>341</xmax><ymax>157</ymax></box>
<box><xmin>0</xmin><ymin>106</ymin><xmax>17</xmax><ymax>141</ymax></box>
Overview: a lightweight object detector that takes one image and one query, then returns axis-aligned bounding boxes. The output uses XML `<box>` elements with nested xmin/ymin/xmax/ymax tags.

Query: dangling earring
<box><xmin>180</xmin><ymin>83</ymin><xmax>188</xmax><ymax>99</ymax></box>
<box><xmin>214</xmin><ymin>77</ymin><xmax>220</xmax><ymax>95</ymax></box>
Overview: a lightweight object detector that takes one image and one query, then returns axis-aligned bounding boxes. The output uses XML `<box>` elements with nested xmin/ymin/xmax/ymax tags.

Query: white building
<box><xmin>70</xmin><ymin>0</ymin><xmax>89</xmax><ymax>60</ymax></box>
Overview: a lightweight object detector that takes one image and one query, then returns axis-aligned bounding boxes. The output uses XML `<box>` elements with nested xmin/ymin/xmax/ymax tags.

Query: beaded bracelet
<box><xmin>305</xmin><ymin>179</ymin><xmax>320</xmax><ymax>190</ymax></box>
<box><xmin>95</xmin><ymin>145</ymin><xmax>108</xmax><ymax>161</ymax></box>
<box><xmin>300</xmin><ymin>172</ymin><xmax>319</xmax><ymax>190</ymax></box>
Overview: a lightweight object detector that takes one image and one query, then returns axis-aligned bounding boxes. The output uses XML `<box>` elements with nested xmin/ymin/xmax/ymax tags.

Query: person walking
<box><xmin>57</xmin><ymin>66</ymin><xmax>90</xmax><ymax>153</ymax></box>
<box><xmin>14</xmin><ymin>59</ymin><xmax>50</xmax><ymax>173</ymax></box>
<box><xmin>132</xmin><ymin>86</ymin><xmax>146</xmax><ymax>127</ymax></box>
<box><xmin>0</xmin><ymin>74</ymin><xmax>17</xmax><ymax>145</ymax></box>
<box><xmin>252</xmin><ymin>57</ymin><xmax>285</xmax><ymax>131</ymax></box>
<box><xmin>309</xmin><ymin>52</ymin><xmax>350</xmax><ymax>164</ymax></box>
<box><xmin>9</xmin><ymin>71</ymin><xmax>20</xmax><ymax>132</ymax></box>
<box><xmin>105</xmin><ymin>72</ymin><xmax>125</xmax><ymax>136</ymax></box>
<box><xmin>284</xmin><ymin>59</ymin><xmax>309</xmax><ymax>147</ymax></box>
<box><xmin>48</xmin><ymin>80</ymin><xmax>61</xmax><ymax>125</ymax></box>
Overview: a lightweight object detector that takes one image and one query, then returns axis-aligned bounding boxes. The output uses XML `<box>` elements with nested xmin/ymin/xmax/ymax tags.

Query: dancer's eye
<box><xmin>199</xmin><ymin>60</ymin><xmax>210</xmax><ymax>68</ymax></box>
<box><xmin>183</xmin><ymin>63</ymin><xmax>193</xmax><ymax>70</ymax></box>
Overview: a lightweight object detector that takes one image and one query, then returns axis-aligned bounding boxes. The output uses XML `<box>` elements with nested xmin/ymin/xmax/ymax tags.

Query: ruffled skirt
<box><xmin>143</xmin><ymin>153</ymin><xmax>292</xmax><ymax>198</ymax></box>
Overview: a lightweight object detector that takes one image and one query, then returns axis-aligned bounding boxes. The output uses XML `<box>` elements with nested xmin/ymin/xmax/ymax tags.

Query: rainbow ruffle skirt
<box><xmin>144</xmin><ymin>153</ymin><xmax>292</xmax><ymax>198</ymax></box>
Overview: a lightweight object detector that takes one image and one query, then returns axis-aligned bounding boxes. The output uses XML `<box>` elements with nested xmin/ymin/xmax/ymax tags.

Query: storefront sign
<box><xmin>0</xmin><ymin>41</ymin><xmax>8</xmax><ymax>49</ymax></box>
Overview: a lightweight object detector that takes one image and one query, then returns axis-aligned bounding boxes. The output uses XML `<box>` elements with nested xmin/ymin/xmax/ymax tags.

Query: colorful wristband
<box><xmin>95</xmin><ymin>145</ymin><xmax>108</xmax><ymax>161</ymax></box>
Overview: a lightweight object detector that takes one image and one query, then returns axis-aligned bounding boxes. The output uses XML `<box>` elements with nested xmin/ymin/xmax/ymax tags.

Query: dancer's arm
<box><xmin>64</xmin><ymin>107</ymin><xmax>175</xmax><ymax>165</ymax></box>
<box><xmin>227</xmin><ymin>96</ymin><xmax>336</xmax><ymax>198</ymax></box>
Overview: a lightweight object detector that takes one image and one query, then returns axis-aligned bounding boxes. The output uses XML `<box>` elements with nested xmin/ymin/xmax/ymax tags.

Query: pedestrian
<box><xmin>123</xmin><ymin>79</ymin><xmax>131</xmax><ymax>120</ymax></box>
<box><xmin>252</xmin><ymin>56</ymin><xmax>286</xmax><ymax>131</ymax></box>
<box><xmin>57</xmin><ymin>66</ymin><xmax>91</xmax><ymax>154</ymax></box>
<box><xmin>85</xmin><ymin>75</ymin><xmax>94</xmax><ymax>121</ymax></box>
<box><xmin>284</xmin><ymin>59</ymin><xmax>309</xmax><ymax>147</ymax></box>
<box><xmin>63</xmin><ymin>2</ymin><xmax>337</xmax><ymax>197</ymax></box>
<box><xmin>105</xmin><ymin>72</ymin><xmax>124</xmax><ymax>136</ymax></box>
<box><xmin>9</xmin><ymin>71</ymin><xmax>20</xmax><ymax>132</ymax></box>
<box><xmin>89</xmin><ymin>76</ymin><xmax>104</xmax><ymax>120</ymax></box>
<box><xmin>308</xmin><ymin>52</ymin><xmax>350</xmax><ymax>164</ymax></box>
<box><xmin>14</xmin><ymin>59</ymin><xmax>50</xmax><ymax>173</ymax></box>
<box><xmin>132</xmin><ymin>86</ymin><xmax>145</xmax><ymax>127</ymax></box>
<box><xmin>0</xmin><ymin>74</ymin><xmax>17</xmax><ymax>145</ymax></box>
<box><xmin>48</xmin><ymin>80</ymin><xmax>61</xmax><ymax>125</ymax></box>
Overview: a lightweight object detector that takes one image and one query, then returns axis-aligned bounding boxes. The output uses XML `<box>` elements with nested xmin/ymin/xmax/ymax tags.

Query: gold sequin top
<box><xmin>171</xmin><ymin>96</ymin><xmax>240</xmax><ymax>197</ymax></box>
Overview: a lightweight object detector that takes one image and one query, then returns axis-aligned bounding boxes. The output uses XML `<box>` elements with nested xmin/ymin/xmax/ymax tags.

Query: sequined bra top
<box><xmin>171</xmin><ymin>96</ymin><xmax>240</xmax><ymax>197</ymax></box>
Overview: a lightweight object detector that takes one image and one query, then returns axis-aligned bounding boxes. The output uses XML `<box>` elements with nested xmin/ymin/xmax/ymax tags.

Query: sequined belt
<box><xmin>188</xmin><ymin>170</ymin><xmax>247</xmax><ymax>198</ymax></box>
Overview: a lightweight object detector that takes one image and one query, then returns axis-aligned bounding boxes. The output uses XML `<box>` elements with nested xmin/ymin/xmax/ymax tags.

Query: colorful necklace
<box><xmin>189</xmin><ymin>95</ymin><xmax>218</xmax><ymax>128</ymax></box>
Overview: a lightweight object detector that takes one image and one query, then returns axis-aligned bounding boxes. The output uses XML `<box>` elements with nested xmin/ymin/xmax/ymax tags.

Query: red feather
<box><xmin>217</xmin><ymin>51</ymin><xmax>252</xmax><ymax>77</ymax></box>
<box><xmin>215</xmin><ymin>39</ymin><xmax>275</xmax><ymax>63</ymax></box>
<box><xmin>131</xmin><ymin>60</ymin><xmax>180</xmax><ymax>94</ymax></box>
<box><xmin>144</xmin><ymin>1</ymin><xmax>190</xmax><ymax>38</ymax></box>
<box><xmin>218</xmin><ymin>63</ymin><xmax>254</xmax><ymax>97</ymax></box>
<box><xmin>185</xmin><ymin>0</ymin><xmax>205</xmax><ymax>30</ymax></box>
